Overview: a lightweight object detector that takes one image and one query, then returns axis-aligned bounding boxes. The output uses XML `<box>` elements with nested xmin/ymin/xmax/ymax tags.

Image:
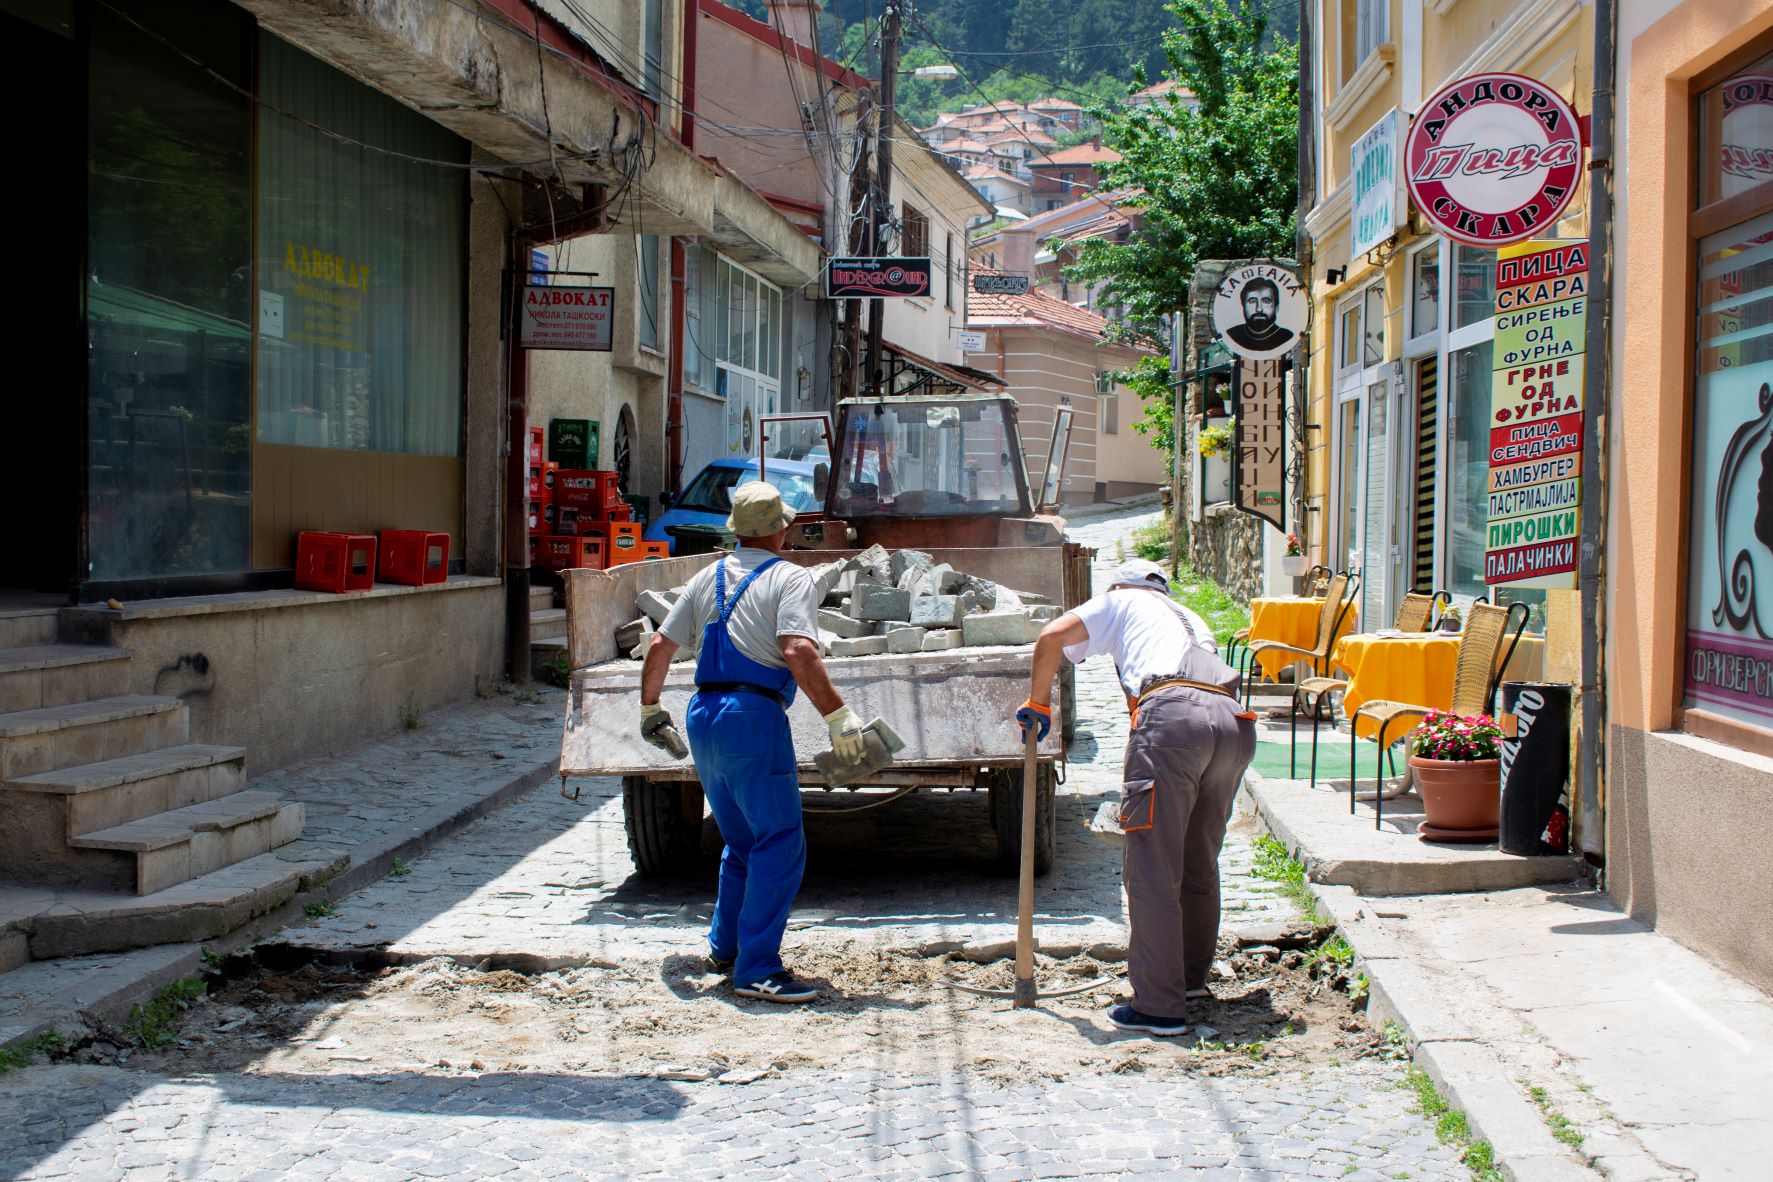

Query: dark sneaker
<box><xmin>705</xmin><ymin>944</ymin><xmax>734</xmax><ymax>975</ymax></box>
<box><xmin>1186</xmin><ymin>987</ymin><xmax>1212</xmax><ymax>1001</ymax></box>
<box><xmin>1108</xmin><ymin>1004</ymin><xmax>1188</xmax><ymax>1036</ymax></box>
<box><xmin>734</xmin><ymin>972</ymin><xmax>818</xmax><ymax>1004</ymax></box>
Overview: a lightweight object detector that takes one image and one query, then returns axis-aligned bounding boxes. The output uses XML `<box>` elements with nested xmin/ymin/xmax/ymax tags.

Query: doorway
<box><xmin>1</xmin><ymin>7</ymin><xmax>82</xmax><ymax>596</ymax></box>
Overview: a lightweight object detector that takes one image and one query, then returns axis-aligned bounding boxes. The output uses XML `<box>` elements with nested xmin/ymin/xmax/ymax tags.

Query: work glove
<box><xmin>1016</xmin><ymin>699</ymin><xmax>1052</xmax><ymax>742</ymax></box>
<box><xmin>640</xmin><ymin>702</ymin><xmax>687</xmax><ymax>757</ymax></box>
<box><xmin>823</xmin><ymin>705</ymin><xmax>867</xmax><ymax>763</ymax></box>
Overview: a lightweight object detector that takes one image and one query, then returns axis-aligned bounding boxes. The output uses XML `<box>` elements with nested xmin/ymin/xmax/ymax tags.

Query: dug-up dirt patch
<box><xmin>116</xmin><ymin>927</ymin><xmax>1389</xmax><ymax>1088</ymax></box>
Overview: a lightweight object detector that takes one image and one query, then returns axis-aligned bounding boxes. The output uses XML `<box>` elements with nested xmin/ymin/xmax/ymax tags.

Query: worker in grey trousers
<box><xmin>1019</xmin><ymin>558</ymin><xmax>1257</xmax><ymax>1036</ymax></box>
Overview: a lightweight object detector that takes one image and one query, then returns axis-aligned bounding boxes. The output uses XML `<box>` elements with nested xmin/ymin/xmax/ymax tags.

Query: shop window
<box><xmin>1684</xmin><ymin>209</ymin><xmax>1773</xmax><ymax>729</ymax></box>
<box><xmin>1338</xmin><ymin>302</ymin><xmax>1361</xmax><ymax>371</ymax></box>
<box><xmin>1411</xmin><ymin>248</ymin><xmax>1440</xmax><ymax>340</ymax></box>
<box><xmin>1363</xmin><ymin>284</ymin><xmax>1386</xmax><ymax>365</ymax></box>
<box><xmin>86</xmin><ymin>1</ymin><xmax>254</xmax><ymax>581</ymax></box>
<box><xmin>1454</xmin><ymin>245</ymin><xmax>1497</xmax><ymax>329</ymax></box>
<box><xmin>1446</xmin><ymin>341</ymin><xmax>1494</xmax><ymax>603</ymax></box>
<box><xmin>254</xmin><ymin>35</ymin><xmax>466</xmax><ymax>456</ymax></box>
<box><xmin>1698</xmin><ymin>51</ymin><xmax>1773</xmax><ymax>207</ymax></box>
<box><xmin>687</xmin><ymin>247</ymin><xmax>784</xmax><ymax>455</ymax></box>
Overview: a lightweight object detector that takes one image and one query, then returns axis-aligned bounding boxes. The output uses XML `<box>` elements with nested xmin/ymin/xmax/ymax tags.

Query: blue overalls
<box><xmin>684</xmin><ymin>556</ymin><xmax>803</xmax><ymax>987</ymax></box>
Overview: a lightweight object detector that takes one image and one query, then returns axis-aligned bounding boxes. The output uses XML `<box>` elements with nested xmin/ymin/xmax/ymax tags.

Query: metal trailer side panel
<box><xmin>559</xmin><ymin>647</ymin><xmax>1062</xmax><ymax>778</ymax></box>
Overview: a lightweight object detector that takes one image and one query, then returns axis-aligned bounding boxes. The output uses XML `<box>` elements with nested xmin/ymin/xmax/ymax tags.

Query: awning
<box><xmin>879</xmin><ymin>341</ymin><xmax>1006</xmax><ymax>397</ymax></box>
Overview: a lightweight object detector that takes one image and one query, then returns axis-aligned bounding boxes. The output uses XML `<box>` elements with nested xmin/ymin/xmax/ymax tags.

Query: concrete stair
<box><xmin>0</xmin><ymin>626</ymin><xmax>307</xmax><ymax>912</ymax></box>
<box><xmin>69</xmin><ymin>791</ymin><xmax>304</xmax><ymax>896</ymax></box>
<box><xmin>529</xmin><ymin>583</ymin><xmax>568</xmax><ymax>678</ymax></box>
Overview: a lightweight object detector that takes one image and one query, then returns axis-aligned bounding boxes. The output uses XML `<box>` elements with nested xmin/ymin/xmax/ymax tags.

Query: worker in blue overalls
<box><xmin>639</xmin><ymin>482</ymin><xmax>866</xmax><ymax>1003</ymax></box>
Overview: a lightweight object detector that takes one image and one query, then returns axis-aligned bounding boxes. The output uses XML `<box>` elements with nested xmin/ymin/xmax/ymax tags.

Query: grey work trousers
<box><xmin>1119</xmin><ymin>686</ymin><xmax>1257</xmax><ymax>1020</ymax></box>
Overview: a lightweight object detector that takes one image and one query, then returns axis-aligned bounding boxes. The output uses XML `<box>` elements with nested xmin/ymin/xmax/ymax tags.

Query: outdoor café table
<box><xmin>1247</xmin><ymin>596</ymin><xmax>1359</xmax><ymax>682</ymax></box>
<box><xmin>1331</xmin><ymin>631</ymin><xmax>1462</xmax><ymax>740</ymax></box>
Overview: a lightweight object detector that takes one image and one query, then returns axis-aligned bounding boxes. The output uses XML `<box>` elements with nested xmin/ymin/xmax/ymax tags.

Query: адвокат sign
<box><xmin>825</xmin><ymin>258</ymin><xmax>932</xmax><ymax>299</ymax></box>
<box><xmin>1406</xmin><ymin>72</ymin><xmax>1584</xmax><ymax>247</ymax></box>
<box><xmin>520</xmin><ymin>284</ymin><xmax>614</xmax><ymax>351</ymax></box>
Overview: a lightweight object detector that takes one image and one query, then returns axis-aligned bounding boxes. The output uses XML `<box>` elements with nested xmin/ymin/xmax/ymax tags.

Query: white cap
<box><xmin>1112</xmin><ymin>558</ymin><xmax>1170</xmax><ymax>590</ymax></box>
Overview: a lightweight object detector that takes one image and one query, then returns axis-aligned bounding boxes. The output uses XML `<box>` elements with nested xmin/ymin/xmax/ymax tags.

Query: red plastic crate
<box><xmin>527</xmin><ymin>535</ymin><xmax>538</xmax><ymax>568</ymax></box>
<box><xmin>378</xmin><ymin>530</ymin><xmax>449</xmax><ymax>586</ymax></box>
<box><xmin>541</xmin><ymin>462</ymin><xmax>560</xmax><ymax>494</ymax></box>
<box><xmin>554</xmin><ymin>470</ymin><xmax>624</xmax><ymax>511</ymax></box>
<box><xmin>527</xmin><ymin>463</ymin><xmax>547</xmax><ymax>501</ymax></box>
<box><xmin>605</xmin><ymin>502</ymin><xmax>633</xmax><ymax>523</ymax></box>
<box><xmin>528</xmin><ymin>426</ymin><xmax>545</xmax><ymax>463</ymax></box>
<box><xmin>527</xmin><ymin>499</ymin><xmax>546</xmax><ymax>534</ymax></box>
<box><xmin>539</xmin><ymin>534</ymin><xmax>606</xmax><ymax>572</ymax></box>
<box><xmin>295</xmin><ymin>532</ymin><xmax>376</xmax><ymax>593</ymax></box>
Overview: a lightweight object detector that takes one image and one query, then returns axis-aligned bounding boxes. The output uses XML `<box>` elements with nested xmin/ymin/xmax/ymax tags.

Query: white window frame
<box><xmin>1331</xmin><ymin>276</ymin><xmax>1407</xmax><ymax>625</ymax></box>
<box><xmin>1352</xmin><ymin>0</ymin><xmax>1389</xmax><ymax>73</ymax></box>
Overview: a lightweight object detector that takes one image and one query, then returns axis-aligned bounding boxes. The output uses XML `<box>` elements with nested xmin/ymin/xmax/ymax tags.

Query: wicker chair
<box><xmin>1288</xmin><ymin>589</ymin><xmax>1449</xmax><ymax>790</ymax></box>
<box><xmin>1346</xmin><ymin>600</ymin><xmax>1530</xmax><ymax>828</ymax></box>
<box><xmin>1224</xmin><ymin>564</ymin><xmax>1335</xmax><ymax>669</ymax></box>
<box><xmin>1239</xmin><ymin>571</ymin><xmax>1359</xmax><ymax>708</ymax></box>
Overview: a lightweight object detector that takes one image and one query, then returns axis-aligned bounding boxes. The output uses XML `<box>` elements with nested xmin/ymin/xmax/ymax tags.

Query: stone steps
<box><xmin>68</xmin><ymin>792</ymin><xmax>305</xmax><ymax>896</ymax></box>
<box><xmin>0</xmin><ymin>695</ymin><xmax>188</xmax><ymax>780</ymax></box>
<box><xmin>530</xmin><ymin>637</ymin><xmax>567</xmax><ymax>681</ymax></box>
<box><xmin>0</xmin><ymin>609</ymin><xmax>57</xmax><ymax>648</ymax></box>
<box><xmin>4</xmin><ymin>743</ymin><xmax>248</xmax><ymax>836</ymax></box>
<box><xmin>530</xmin><ymin>607</ymin><xmax>567</xmax><ymax>642</ymax></box>
<box><xmin>0</xmin><ymin>644</ymin><xmax>133</xmax><ymax>713</ymax></box>
<box><xmin>529</xmin><ymin>583</ymin><xmax>555</xmax><ymax>612</ymax></box>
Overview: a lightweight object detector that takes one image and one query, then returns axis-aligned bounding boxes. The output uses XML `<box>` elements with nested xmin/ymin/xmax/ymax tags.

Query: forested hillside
<box><xmin>728</xmin><ymin>0</ymin><xmax>1297</xmax><ymax>128</ymax></box>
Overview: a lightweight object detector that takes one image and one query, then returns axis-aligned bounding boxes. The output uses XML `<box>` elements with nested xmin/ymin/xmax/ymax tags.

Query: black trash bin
<box><xmin>1498</xmin><ymin>682</ymin><xmax>1573</xmax><ymax>856</ymax></box>
<box><xmin>665</xmin><ymin>523</ymin><xmax>734</xmax><ymax>556</ymax></box>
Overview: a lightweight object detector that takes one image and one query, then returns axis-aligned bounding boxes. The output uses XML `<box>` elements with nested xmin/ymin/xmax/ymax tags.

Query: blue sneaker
<box><xmin>734</xmin><ymin>972</ymin><xmax>818</xmax><ymax>1004</ymax></box>
<box><xmin>1108</xmin><ymin>1004</ymin><xmax>1189</xmax><ymax>1036</ymax></box>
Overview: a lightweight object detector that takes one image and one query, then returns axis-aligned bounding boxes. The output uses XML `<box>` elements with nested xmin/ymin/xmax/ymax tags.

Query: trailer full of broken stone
<box><xmin>558</xmin><ymin>543</ymin><xmax>1093</xmax><ymax>877</ymax></box>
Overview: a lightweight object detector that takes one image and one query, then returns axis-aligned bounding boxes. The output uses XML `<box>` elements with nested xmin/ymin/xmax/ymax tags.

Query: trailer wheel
<box><xmin>989</xmin><ymin>763</ymin><xmax>1056</xmax><ymax>877</ymax></box>
<box><xmin>623</xmin><ymin>777</ymin><xmax>705</xmax><ymax>875</ymax></box>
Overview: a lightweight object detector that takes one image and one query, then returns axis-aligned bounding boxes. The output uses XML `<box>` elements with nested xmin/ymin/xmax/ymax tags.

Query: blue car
<box><xmin>644</xmin><ymin>457</ymin><xmax>823</xmax><ymax>554</ymax></box>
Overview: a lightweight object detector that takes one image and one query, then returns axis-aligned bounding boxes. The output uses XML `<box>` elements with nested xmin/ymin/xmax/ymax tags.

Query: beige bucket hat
<box><xmin>726</xmin><ymin>481</ymin><xmax>797</xmax><ymax>538</ymax></box>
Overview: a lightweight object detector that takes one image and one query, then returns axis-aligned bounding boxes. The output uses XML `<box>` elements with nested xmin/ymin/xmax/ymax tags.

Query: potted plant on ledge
<box><xmin>1438</xmin><ymin>604</ymin><xmax>1463</xmax><ymax>634</ymax></box>
<box><xmin>1280</xmin><ymin>533</ymin><xmax>1309</xmax><ymax>577</ymax></box>
<box><xmin>1408</xmin><ymin>710</ymin><xmax>1503</xmax><ymax>843</ymax></box>
<box><xmin>1198</xmin><ymin>419</ymin><xmax>1234</xmax><ymax>504</ymax></box>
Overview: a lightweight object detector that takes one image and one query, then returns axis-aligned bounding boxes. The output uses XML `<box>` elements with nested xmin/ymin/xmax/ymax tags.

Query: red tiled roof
<box><xmin>1032</xmin><ymin>143</ymin><xmax>1121</xmax><ymax>167</ymax></box>
<box><xmin>967</xmin><ymin>273</ymin><xmax>1113</xmax><ymax>340</ymax></box>
<box><xmin>1028</xmin><ymin>97</ymin><xmax>1084</xmax><ymax>111</ymax></box>
<box><xmin>1132</xmin><ymin>79</ymin><xmax>1197</xmax><ymax>102</ymax></box>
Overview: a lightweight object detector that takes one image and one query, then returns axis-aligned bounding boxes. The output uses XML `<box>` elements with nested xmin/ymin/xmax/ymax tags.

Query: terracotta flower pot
<box><xmin>1409</xmin><ymin>756</ymin><xmax>1499</xmax><ymax>841</ymax></box>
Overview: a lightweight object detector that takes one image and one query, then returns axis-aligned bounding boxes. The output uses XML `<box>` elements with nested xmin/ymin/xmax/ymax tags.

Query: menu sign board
<box><xmin>1484</xmin><ymin>240</ymin><xmax>1587</xmax><ymax>589</ymax></box>
<box><xmin>1234</xmin><ymin>357</ymin><xmax>1287</xmax><ymax>532</ymax></box>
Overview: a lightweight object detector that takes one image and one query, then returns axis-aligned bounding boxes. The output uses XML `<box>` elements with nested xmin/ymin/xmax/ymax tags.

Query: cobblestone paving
<box><xmin>0</xmin><ymin>507</ymin><xmax>1468</xmax><ymax>1181</ymax></box>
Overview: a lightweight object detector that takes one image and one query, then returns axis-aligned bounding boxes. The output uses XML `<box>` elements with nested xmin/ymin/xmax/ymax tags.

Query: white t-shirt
<box><xmin>1062</xmin><ymin>587</ymin><xmax>1219</xmax><ymax>697</ymax></box>
<box><xmin>658</xmin><ymin>547</ymin><xmax>820</xmax><ymax>669</ymax></box>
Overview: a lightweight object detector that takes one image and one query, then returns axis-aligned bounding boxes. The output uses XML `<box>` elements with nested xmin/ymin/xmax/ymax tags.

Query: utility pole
<box><xmin>863</xmin><ymin>0</ymin><xmax>902</xmax><ymax>393</ymax></box>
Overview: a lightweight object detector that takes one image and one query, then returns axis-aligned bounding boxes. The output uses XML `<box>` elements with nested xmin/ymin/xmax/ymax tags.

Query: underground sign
<box><xmin>1405</xmin><ymin>72</ymin><xmax>1583</xmax><ymax>247</ymax></box>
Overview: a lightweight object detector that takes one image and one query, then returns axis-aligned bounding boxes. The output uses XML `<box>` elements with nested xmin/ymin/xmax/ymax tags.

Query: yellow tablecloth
<box><xmin>1331</xmin><ymin>632</ymin><xmax>1462</xmax><ymax>739</ymax></box>
<box><xmin>1248</xmin><ymin>597</ymin><xmax>1359</xmax><ymax>680</ymax></box>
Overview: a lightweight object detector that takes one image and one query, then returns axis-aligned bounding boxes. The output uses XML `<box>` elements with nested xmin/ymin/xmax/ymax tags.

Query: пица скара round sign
<box><xmin>1405</xmin><ymin>72</ymin><xmax>1583</xmax><ymax>247</ymax></box>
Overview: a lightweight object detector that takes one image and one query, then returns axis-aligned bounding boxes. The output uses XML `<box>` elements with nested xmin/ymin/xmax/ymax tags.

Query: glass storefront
<box><xmin>86</xmin><ymin>1</ymin><xmax>254</xmax><ymax>581</ymax></box>
<box><xmin>255</xmin><ymin>35</ymin><xmax>466</xmax><ymax>456</ymax></box>
<box><xmin>1684</xmin><ymin>209</ymin><xmax>1773</xmax><ymax>728</ymax></box>
<box><xmin>77</xmin><ymin>0</ymin><xmax>467</xmax><ymax>590</ymax></box>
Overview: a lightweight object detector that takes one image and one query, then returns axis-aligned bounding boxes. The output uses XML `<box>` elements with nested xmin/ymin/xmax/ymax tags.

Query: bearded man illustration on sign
<box><xmin>1224</xmin><ymin>277</ymin><xmax>1296</xmax><ymax>355</ymax></box>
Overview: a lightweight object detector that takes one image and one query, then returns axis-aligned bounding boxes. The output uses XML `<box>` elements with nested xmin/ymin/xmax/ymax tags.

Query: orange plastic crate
<box><xmin>539</xmin><ymin>534</ymin><xmax>606</xmax><ymax>572</ymax></box>
<box><xmin>378</xmin><ymin>530</ymin><xmax>449</xmax><ymax>586</ymax></box>
<box><xmin>639</xmin><ymin>540</ymin><xmax>669</xmax><ymax>561</ymax></box>
<box><xmin>295</xmin><ymin>532</ymin><xmax>376</xmax><ymax>593</ymax></box>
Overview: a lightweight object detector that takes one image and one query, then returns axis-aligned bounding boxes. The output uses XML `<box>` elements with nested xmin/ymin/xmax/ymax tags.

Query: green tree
<box><xmin>1066</xmin><ymin>0</ymin><xmax>1298</xmax><ymax>461</ymax></box>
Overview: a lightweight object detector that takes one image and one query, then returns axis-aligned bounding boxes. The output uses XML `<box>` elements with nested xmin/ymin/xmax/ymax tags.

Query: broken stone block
<box><xmin>910</xmin><ymin>595</ymin><xmax>965</xmax><ymax>628</ymax></box>
<box><xmin>887</xmin><ymin>626</ymin><xmax>927</xmax><ymax>654</ymax></box>
<box><xmin>878</xmin><ymin>620</ymin><xmax>921</xmax><ymax>633</ymax></box>
<box><xmin>810</xmin><ymin>561</ymin><xmax>846</xmax><ymax>601</ymax></box>
<box><xmin>636</xmin><ymin>589</ymin><xmax>678</xmax><ymax>625</ymax></box>
<box><xmin>1028</xmin><ymin>605</ymin><xmax>1060</xmax><ymax>622</ymax></box>
<box><xmin>889</xmin><ymin>548</ymin><xmax>934</xmax><ymax>583</ymax></box>
<box><xmin>846</xmin><ymin>585</ymin><xmax>911</xmax><ymax>622</ymax></box>
<box><xmin>818</xmin><ymin>609</ymin><xmax>874</xmax><ymax>639</ymax></box>
<box><xmin>961</xmin><ymin>577</ymin><xmax>999</xmax><ymax>611</ymax></box>
<box><xmin>920</xmin><ymin>564</ymin><xmax>965</xmax><ymax>596</ymax></box>
<box><xmin>829</xmin><ymin>634</ymin><xmax>889</xmax><ymax>657</ymax></box>
<box><xmin>614</xmin><ymin>617</ymin><xmax>652</xmax><ymax>652</ymax></box>
<box><xmin>962</xmin><ymin>610</ymin><xmax>1036</xmax><ymax>647</ymax></box>
<box><xmin>922</xmin><ymin>629</ymin><xmax>963</xmax><ymax>652</ymax></box>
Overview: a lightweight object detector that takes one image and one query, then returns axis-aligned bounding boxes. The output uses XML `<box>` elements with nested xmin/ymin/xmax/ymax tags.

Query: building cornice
<box><xmin>1302</xmin><ymin>175</ymin><xmax>1353</xmax><ymax>244</ymax></box>
<box><xmin>1443</xmin><ymin>0</ymin><xmax>1585</xmax><ymax>85</ymax></box>
<box><xmin>1324</xmin><ymin>44</ymin><xmax>1397</xmax><ymax>133</ymax></box>
<box><xmin>1427</xmin><ymin>0</ymin><xmax>1464</xmax><ymax>15</ymax></box>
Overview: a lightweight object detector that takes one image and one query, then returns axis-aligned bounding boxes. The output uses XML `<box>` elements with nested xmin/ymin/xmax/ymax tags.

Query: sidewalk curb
<box><xmin>0</xmin><ymin>755</ymin><xmax>560</xmax><ymax>1052</ymax></box>
<box><xmin>1298</xmin><ymin>877</ymin><xmax>1597</xmax><ymax>1182</ymax></box>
